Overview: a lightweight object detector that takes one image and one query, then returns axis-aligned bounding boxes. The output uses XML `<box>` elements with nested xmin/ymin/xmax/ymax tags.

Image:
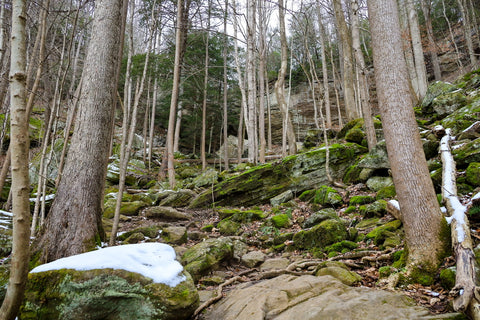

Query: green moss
<box><xmin>311</xmin><ymin>185</ymin><xmax>343</xmax><ymax>207</ymax></box>
<box><xmin>344</xmin><ymin>206</ymin><xmax>357</xmax><ymax>214</ymax></box>
<box><xmin>363</xmin><ymin>200</ymin><xmax>388</xmax><ymax>218</ymax></box>
<box><xmin>366</xmin><ymin>220</ymin><xmax>402</xmax><ymax>239</ymax></box>
<box><xmin>378</xmin><ymin>266</ymin><xmax>395</xmax><ymax>278</ymax></box>
<box><xmin>201</xmin><ymin>224</ymin><xmax>214</xmax><ymax>232</ymax></box>
<box><xmin>345</xmin><ymin>128</ymin><xmax>365</xmax><ymax>144</ymax></box>
<box><xmin>343</xmin><ymin>163</ymin><xmax>363</xmax><ymax>184</ymax></box>
<box><xmin>349</xmin><ymin>195</ymin><xmax>375</xmax><ymax>206</ymax></box>
<box><xmin>118</xmin><ymin>226</ymin><xmax>161</xmax><ymax>241</ymax></box>
<box><xmin>376</xmin><ymin>186</ymin><xmax>396</xmax><ymax>200</ymax></box>
<box><xmin>466</xmin><ymin>162</ymin><xmax>480</xmax><ymax>186</ymax></box>
<box><xmin>408</xmin><ymin>268</ymin><xmax>435</xmax><ymax>286</ymax></box>
<box><xmin>293</xmin><ymin>219</ymin><xmax>348</xmax><ymax>250</ymax></box>
<box><xmin>440</xmin><ymin>268</ymin><xmax>456</xmax><ymax>290</ymax></box>
<box><xmin>299</xmin><ymin>189</ymin><xmax>316</xmax><ymax>202</ymax></box>
<box><xmin>324</xmin><ymin>240</ymin><xmax>358</xmax><ymax>255</ymax></box>
<box><xmin>217</xmin><ymin>219</ymin><xmax>241</xmax><ymax>236</ymax></box>
<box><xmin>271</xmin><ymin>214</ymin><xmax>291</xmax><ymax>228</ymax></box>
<box><xmin>392</xmin><ymin>250</ymin><xmax>407</xmax><ymax>269</ymax></box>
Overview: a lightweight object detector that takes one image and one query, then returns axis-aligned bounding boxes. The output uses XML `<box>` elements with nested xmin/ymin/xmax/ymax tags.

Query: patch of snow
<box><xmin>462</xmin><ymin>121</ymin><xmax>480</xmax><ymax>133</ymax></box>
<box><xmin>433</xmin><ymin>125</ymin><xmax>444</xmax><ymax>131</ymax></box>
<box><xmin>473</xmin><ymin>192</ymin><xmax>480</xmax><ymax>201</ymax></box>
<box><xmin>0</xmin><ymin>210</ymin><xmax>13</xmax><ymax>217</ymax></box>
<box><xmin>440</xmin><ymin>207</ymin><xmax>447</xmax><ymax>214</ymax></box>
<box><xmin>30</xmin><ymin>243</ymin><xmax>186</xmax><ymax>287</ymax></box>
<box><xmin>29</xmin><ymin>194</ymin><xmax>55</xmax><ymax>202</ymax></box>
<box><xmin>388</xmin><ymin>200</ymin><xmax>400</xmax><ymax>211</ymax></box>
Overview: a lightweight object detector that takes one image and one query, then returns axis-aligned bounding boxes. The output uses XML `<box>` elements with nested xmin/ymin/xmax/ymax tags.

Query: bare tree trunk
<box><xmin>456</xmin><ymin>0</ymin><xmax>478</xmax><ymax>68</ymax></box>
<box><xmin>232</xmin><ymin>0</ymin><xmax>247</xmax><ymax>163</ymax></box>
<box><xmin>148</xmin><ymin>78</ymin><xmax>158</xmax><ymax>169</ymax></box>
<box><xmin>406</xmin><ymin>0</ymin><xmax>428</xmax><ymax>99</ymax></box>
<box><xmin>222</xmin><ymin>0</ymin><xmax>229</xmax><ymax>169</ymax></box>
<box><xmin>0</xmin><ymin>0</ymin><xmax>30</xmax><ymax>317</ymax></box>
<box><xmin>351</xmin><ymin>0</ymin><xmax>376</xmax><ymax>150</ymax></box>
<box><xmin>368</xmin><ymin>0</ymin><xmax>447</xmax><ymax>276</ymax></box>
<box><xmin>265</xmin><ymin>67</ymin><xmax>272</xmax><ymax>151</ymax></box>
<box><xmin>34</xmin><ymin>0</ymin><xmax>125</xmax><ymax>262</ymax></box>
<box><xmin>333</xmin><ymin>0</ymin><xmax>358</xmax><ymax>121</ymax></box>
<box><xmin>275</xmin><ymin>0</ymin><xmax>296</xmax><ymax>156</ymax></box>
<box><xmin>442</xmin><ymin>0</ymin><xmax>464</xmax><ymax>71</ymax></box>
<box><xmin>330</xmin><ymin>46</ymin><xmax>343</xmax><ymax>128</ymax></box>
<box><xmin>398</xmin><ymin>0</ymin><xmax>420</xmax><ymax>102</ymax></box>
<box><xmin>317</xmin><ymin>4</ymin><xmax>331</xmax><ymax>129</ymax></box>
<box><xmin>166</xmin><ymin>0</ymin><xmax>187</xmax><ymax>188</ymax></box>
<box><xmin>257</xmin><ymin>0</ymin><xmax>267</xmax><ymax>163</ymax></box>
<box><xmin>246</xmin><ymin>0</ymin><xmax>258</xmax><ymax>162</ymax></box>
<box><xmin>201</xmin><ymin>1</ymin><xmax>211</xmax><ymax>171</ymax></box>
<box><xmin>420</xmin><ymin>0</ymin><xmax>442</xmax><ymax>80</ymax></box>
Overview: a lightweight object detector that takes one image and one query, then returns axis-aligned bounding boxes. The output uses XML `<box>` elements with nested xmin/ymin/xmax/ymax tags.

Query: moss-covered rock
<box><xmin>293</xmin><ymin>219</ymin><xmax>348</xmax><ymax>250</ymax></box>
<box><xmin>366</xmin><ymin>220</ymin><xmax>402</xmax><ymax>244</ymax></box>
<box><xmin>349</xmin><ymin>195</ymin><xmax>375</xmax><ymax>206</ymax></box>
<box><xmin>309</xmin><ymin>185</ymin><xmax>343</xmax><ymax>207</ymax></box>
<box><xmin>358</xmin><ymin>141</ymin><xmax>390</xmax><ymax>169</ymax></box>
<box><xmin>466</xmin><ymin>162</ymin><xmax>480</xmax><ymax>186</ymax></box>
<box><xmin>303</xmin><ymin>208</ymin><xmax>338</xmax><ymax>228</ymax></box>
<box><xmin>189</xmin><ymin>143</ymin><xmax>367</xmax><ymax>208</ymax></box>
<box><xmin>158</xmin><ymin>190</ymin><xmax>197</xmax><ymax>208</ymax></box>
<box><xmin>270</xmin><ymin>214</ymin><xmax>292</xmax><ymax>229</ymax></box>
<box><xmin>181</xmin><ymin>238</ymin><xmax>233</xmax><ymax>281</ymax></box>
<box><xmin>362</xmin><ymin>200</ymin><xmax>388</xmax><ymax>218</ymax></box>
<box><xmin>452</xmin><ymin>138</ymin><xmax>480</xmax><ymax>166</ymax></box>
<box><xmin>441</xmin><ymin>102</ymin><xmax>480</xmax><ymax>135</ymax></box>
<box><xmin>378</xmin><ymin>266</ymin><xmax>396</xmax><ymax>278</ymax></box>
<box><xmin>217</xmin><ymin>219</ymin><xmax>241</xmax><ymax>236</ymax></box>
<box><xmin>190</xmin><ymin>169</ymin><xmax>218</xmax><ymax>188</ymax></box>
<box><xmin>345</xmin><ymin>128</ymin><xmax>365</xmax><ymax>145</ymax></box>
<box><xmin>103</xmin><ymin>200</ymin><xmax>150</xmax><ymax>219</ymax></box>
<box><xmin>270</xmin><ymin>190</ymin><xmax>294</xmax><ymax>206</ymax></box>
<box><xmin>324</xmin><ymin>240</ymin><xmax>358</xmax><ymax>256</ymax></box>
<box><xmin>162</xmin><ymin>227</ymin><xmax>187</xmax><ymax>244</ymax></box>
<box><xmin>124</xmin><ymin>232</ymin><xmax>147</xmax><ymax>244</ymax></box>
<box><xmin>315</xmin><ymin>266</ymin><xmax>362</xmax><ymax>286</ymax></box>
<box><xmin>21</xmin><ymin>247</ymin><xmax>198</xmax><ymax>320</ymax></box>
<box><xmin>421</xmin><ymin>81</ymin><xmax>458</xmax><ymax>115</ymax></box>
<box><xmin>366</xmin><ymin>176</ymin><xmax>394</xmax><ymax>192</ymax></box>
<box><xmin>376</xmin><ymin>185</ymin><xmax>396</xmax><ymax>200</ymax></box>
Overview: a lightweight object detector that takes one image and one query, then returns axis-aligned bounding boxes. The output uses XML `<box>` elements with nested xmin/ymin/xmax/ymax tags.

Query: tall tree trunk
<box><xmin>34</xmin><ymin>0</ymin><xmax>125</xmax><ymax>262</ymax></box>
<box><xmin>333</xmin><ymin>0</ymin><xmax>358</xmax><ymax>120</ymax></box>
<box><xmin>166</xmin><ymin>0</ymin><xmax>187</xmax><ymax>188</ymax></box>
<box><xmin>420</xmin><ymin>0</ymin><xmax>441</xmax><ymax>80</ymax></box>
<box><xmin>398</xmin><ymin>0</ymin><xmax>420</xmax><ymax>102</ymax></box>
<box><xmin>257</xmin><ymin>0</ymin><xmax>267</xmax><ymax>164</ymax></box>
<box><xmin>201</xmin><ymin>1</ymin><xmax>211</xmax><ymax>171</ymax></box>
<box><xmin>0</xmin><ymin>0</ymin><xmax>30</xmax><ymax>316</ymax></box>
<box><xmin>222</xmin><ymin>0</ymin><xmax>229</xmax><ymax>169</ymax></box>
<box><xmin>316</xmin><ymin>4</ymin><xmax>331</xmax><ymax>129</ymax></box>
<box><xmin>351</xmin><ymin>0</ymin><xmax>376</xmax><ymax>150</ymax></box>
<box><xmin>148</xmin><ymin>78</ymin><xmax>158</xmax><ymax>169</ymax></box>
<box><xmin>275</xmin><ymin>0</ymin><xmax>296</xmax><ymax>156</ymax></box>
<box><xmin>368</xmin><ymin>0</ymin><xmax>447</xmax><ymax>276</ymax></box>
<box><xmin>406</xmin><ymin>0</ymin><xmax>428</xmax><ymax>99</ymax></box>
<box><xmin>246</xmin><ymin>0</ymin><xmax>258</xmax><ymax>162</ymax></box>
<box><xmin>232</xmin><ymin>0</ymin><xmax>247</xmax><ymax>162</ymax></box>
<box><xmin>456</xmin><ymin>0</ymin><xmax>478</xmax><ymax>68</ymax></box>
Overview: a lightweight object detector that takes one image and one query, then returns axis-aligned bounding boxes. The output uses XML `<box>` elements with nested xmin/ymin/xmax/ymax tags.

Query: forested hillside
<box><xmin>0</xmin><ymin>0</ymin><xmax>480</xmax><ymax>319</ymax></box>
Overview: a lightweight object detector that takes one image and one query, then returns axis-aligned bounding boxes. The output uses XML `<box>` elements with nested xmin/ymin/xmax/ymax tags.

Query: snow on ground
<box><xmin>30</xmin><ymin>243</ymin><xmax>186</xmax><ymax>287</ymax></box>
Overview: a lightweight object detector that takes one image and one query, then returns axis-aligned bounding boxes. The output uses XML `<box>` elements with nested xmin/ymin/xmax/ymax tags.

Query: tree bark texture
<box><xmin>0</xmin><ymin>0</ymin><xmax>30</xmax><ymax>317</ymax></box>
<box><xmin>246</xmin><ymin>0</ymin><xmax>258</xmax><ymax>162</ymax></box>
<box><xmin>35</xmin><ymin>0</ymin><xmax>124</xmax><ymax>262</ymax></box>
<box><xmin>368</xmin><ymin>0</ymin><xmax>446</xmax><ymax>273</ymax></box>
<box><xmin>333</xmin><ymin>0</ymin><xmax>358</xmax><ymax>121</ymax></box>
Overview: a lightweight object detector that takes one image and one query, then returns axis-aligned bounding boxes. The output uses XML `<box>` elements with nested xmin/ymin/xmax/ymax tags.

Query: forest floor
<box><xmin>116</xmin><ymin>184</ymin><xmax>476</xmax><ymax>318</ymax></box>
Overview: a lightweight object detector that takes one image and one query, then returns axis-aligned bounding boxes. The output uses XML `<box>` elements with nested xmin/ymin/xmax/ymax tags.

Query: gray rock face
<box><xmin>204</xmin><ymin>275</ymin><xmax>459</xmax><ymax>320</ymax></box>
<box><xmin>241</xmin><ymin>251</ymin><xmax>266</xmax><ymax>268</ymax></box>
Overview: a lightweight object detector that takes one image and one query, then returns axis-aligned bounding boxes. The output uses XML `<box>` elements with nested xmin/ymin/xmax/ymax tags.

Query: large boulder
<box><xmin>203</xmin><ymin>274</ymin><xmax>460</xmax><ymax>320</ymax></box>
<box><xmin>190</xmin><ymin>143</ymin><xmax>367</xmax><ymax>207</ymax></box>
<box><xmin>293</xmin><ymin>219</ymin><xmax>348</xmax><ymax>249</ymax></box>
<box><xmin>180</xmin><ymin>237</ymin><xmax>234</xmax><ymax>281</ymax></box>
<box><xmin>21</xmin><ymin>243</ymin><xmax>199</xmax><ymax>320</ymax></box>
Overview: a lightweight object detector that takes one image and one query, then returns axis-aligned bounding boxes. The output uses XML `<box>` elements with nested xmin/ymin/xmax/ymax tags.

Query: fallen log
<box><xmin>440</xmin><ymin>127</ymin><xmax>480</xmax><ymax>319</ymax></box>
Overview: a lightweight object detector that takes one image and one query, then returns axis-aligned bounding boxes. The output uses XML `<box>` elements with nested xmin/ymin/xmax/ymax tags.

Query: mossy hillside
<box><xmin>103</xmin><ymin>199</ymin><xmax>150</xmax><ymax>219</ymax></box>
<box><xmin>20</xmin><ymin>268</ymin><xmax>198</xmax><ymax>320</ymax></box>
<box><xmin>189</xmin><ymin>143</ymin><xmax>366</xmax><ymax>208</ymax></box>
<box><xmin>270</xmin><ymin>214</ymin><xmax>292</xmax><ymax>228</ymax></box>
<box><xmin>309</xmin><ymin>185</ymin><xmax>343</xmax><ymax>207</ymax></box>
<box><xmin>366</xmin><ymin>220</ymin><xmax>402</xmax><ymax>241</ymax></box>
<box><xmin>216</xmin><ymin>208</ymin><xmax>266</xmax><ymax>222</ymax></box>
<box><xmin>302</xmin><ymin>208</ymin><xmax>338</xmax><ymax>228</ymax></box>
<box><xmin>420</xmin><ymin>81</ymin><xmax>458</xmax><ymax>116</ymax></box>
<box><xmin>440</xmin><ymin>99</ymin><xmax>480</xmax><ymax>135</ymax></box>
